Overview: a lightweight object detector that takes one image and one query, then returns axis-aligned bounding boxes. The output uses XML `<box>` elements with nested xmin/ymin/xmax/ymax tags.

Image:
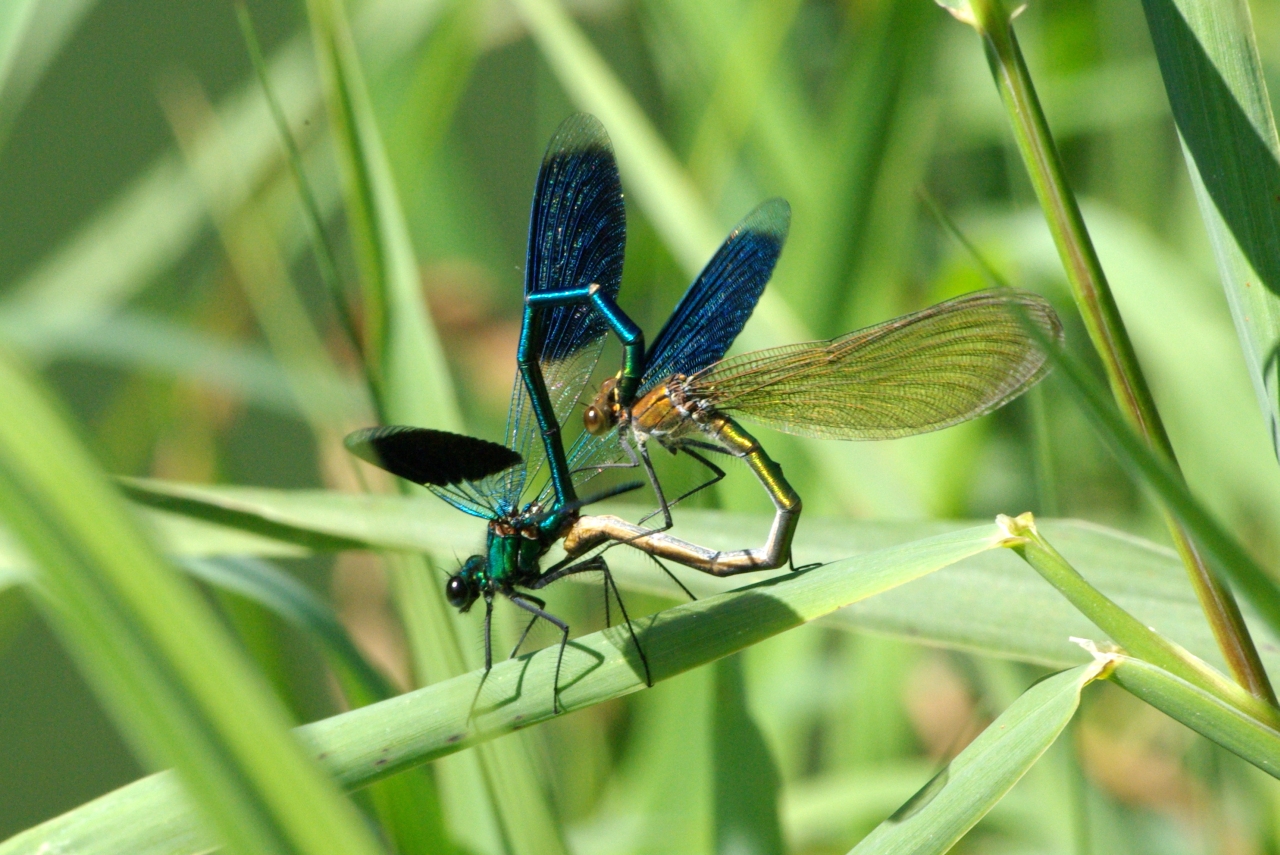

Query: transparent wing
<box><xmin>684</xmin><ymin>290</ymin><xmax>1063</xmax><ymax>440</ymax></box>
<box><xmin>639</xmin><ymin>199</ymin><xmax>789</xmax><ymax>393</ymax></box>
<box><xmin>501</xmin><ymin>113</ymin><xmax>626</xmax><ymax>506</ymax></box>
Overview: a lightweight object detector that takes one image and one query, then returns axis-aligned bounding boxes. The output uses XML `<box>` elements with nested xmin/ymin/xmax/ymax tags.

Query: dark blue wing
<box><xmin>639</xmin><ymin>198</ymin><xmax>789</xmax><ymax>394</ymax></box>
<box><xmin>501</xmin><ymin>114</ymin><xmax>626</xmax><ymax>506</ymax></box>
<box><xmin>566</xmin><ymin>199</ymin><xmax>790</xmax><ymax>491</ymax></box>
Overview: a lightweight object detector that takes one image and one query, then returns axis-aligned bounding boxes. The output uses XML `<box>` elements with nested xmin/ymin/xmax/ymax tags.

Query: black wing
<box><xmin>345</xmin><ymin>426</ymin><xmax>520</xmax><ymax>519</ymax></box>
<box><xmin>502</xmin><ymin>114</ymin><xmax>627</xmax><ymax>505</ymax></box>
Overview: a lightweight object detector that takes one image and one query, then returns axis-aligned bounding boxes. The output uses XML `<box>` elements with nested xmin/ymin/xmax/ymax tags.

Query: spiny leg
<box><xmin>483</xmin><ymin>597</ymin><xmax>494</xmax><ymax>672</ymax></box>
<box><xmin>507</xmin><ymin>594</ymin><xmax>570</xmax><ymax>714</ymax></box>
<box><xmin>601</xmin><ymin>562</ymin><xmax>652</xmax><ymax>687</ymax></box>
<box><xmin>647</xmin><ymin>552</ymin><xmax>696</xmax><ymax>602</ymax></box>
<box><xmin>632</xmin><ymin>438</ymin><xmax>674</xmax><ymax>533</ymax></box>
<box><xmin>509</xmin><ymin>593</ymin><xmax>549</xmax><ymax>660</ymax></box>
<box><xmin>571</xmin><ymin>436</ymin><xmax>674</xmax><ymax>541</ymax></box>
<box><xmin>635</xmin><ymin>444</ymin><xmax>727</xmax><ymax>528</ymax></box>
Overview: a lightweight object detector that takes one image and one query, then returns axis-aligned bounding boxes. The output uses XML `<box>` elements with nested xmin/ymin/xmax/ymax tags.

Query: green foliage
<box><xmin>2</xmin><ymin>0</ymin><xmax>1280</xmax><ymax>853</ymax></box>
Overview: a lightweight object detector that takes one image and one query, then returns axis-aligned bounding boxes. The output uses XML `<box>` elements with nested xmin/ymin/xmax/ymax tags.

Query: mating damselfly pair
<box><xmin>345</xmin><ymin>114</ymin><xmax>1062</xmax><ymax>710</ymax></box>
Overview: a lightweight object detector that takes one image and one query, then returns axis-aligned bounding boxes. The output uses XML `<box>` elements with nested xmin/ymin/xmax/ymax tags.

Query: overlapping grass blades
<box><xmin>304</xmin><ymin>1</ymin><xmax>564</xmax><ymax>853</ymax></box>
<box><xmin>0</xmin><ymin>524</ymin><xmax>1005</xmax><ymax>855</ymax></box>
<box><xmin>0</xmin><ymin>351</ymin><xmax>385</xmax><ymax>855</ymax></box>
<box><xmin>113</xmin><ymin>477</ymin><xmax>1280</xmax><ymax>679</ymax></box>
<box><xmin>938</xmin><ymin>0</ymin><xmax>1274</xmax><ymax>702</ymax></box>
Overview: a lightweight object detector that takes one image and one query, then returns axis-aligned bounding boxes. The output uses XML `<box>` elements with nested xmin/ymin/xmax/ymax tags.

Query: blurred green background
<box><xmin>4</xmin><ymin>0</ymin><xmax>1280</xmax><ymax>851</ymax></box>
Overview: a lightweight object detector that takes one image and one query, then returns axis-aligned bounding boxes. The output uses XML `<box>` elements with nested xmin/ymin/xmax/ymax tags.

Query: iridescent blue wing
<box><xmin>501</xmin><ymin>114</ymin><xmax>626</xmax><ymax>506</ymax></box>
<box><xmin>344</xmin><ymin>426</ymin><xmax>520</xmax><ymax>520</ymax></box>
<box><xmin>566</xmin><ymin>199</ymin><xmax>789</xmax><ymax>489</ymax></box>
<box><xmin>639</xmin><ymin>198</ymin><xmax>789</xmax><ymax>393</ymax></box>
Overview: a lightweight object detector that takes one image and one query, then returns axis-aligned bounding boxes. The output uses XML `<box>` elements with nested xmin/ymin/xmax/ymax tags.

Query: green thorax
<box><xmin>481</xmin><ymin>509</ymin><xmax>571</xmax><ymax>590</ymax></box>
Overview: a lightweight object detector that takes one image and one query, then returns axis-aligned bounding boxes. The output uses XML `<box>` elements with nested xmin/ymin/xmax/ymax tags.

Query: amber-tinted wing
<box><xmin>683</xmin><ymin>290</ymin><xmax>1063</xmax><ymax>440</ymax></box>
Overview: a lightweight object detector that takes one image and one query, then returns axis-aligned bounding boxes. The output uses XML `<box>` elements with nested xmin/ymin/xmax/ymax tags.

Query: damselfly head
<box><xmin>446</xmin><ymin>556</ymin><xmax>484</xmax><ymax>611</ymax></box>
<box><xmin>584</xmin><ymin>376</ymin><xmax>620</xmax><ymax>436</ymax></box>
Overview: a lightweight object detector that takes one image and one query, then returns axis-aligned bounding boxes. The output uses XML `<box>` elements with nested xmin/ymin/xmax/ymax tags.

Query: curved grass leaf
<box><xmin>117</xmin><ymin>478</ymin><xmax>1280</xmax><ymax>678</ymax></box>
<box><xmin>305</xmin><ymin>3</ymin><xmax>560</xmax><ymax>854</ymax></box>
<box><xmin>0</xmin><ymin>0</ymin><xmax>94</xmax><ymax>150</ymax></box>
<box><xmin>0</xmin><ymin>353</ymin><xmax>385</xmax><ymax>855</ymax></box>
<box><xmin>0</xmin><ymin>524</ymin><xmax>1004</xmax><ymax>855</ymax></box>
<box><xmin>1141</xmin><ymin>0</ymin><xmax>1280</xmax><ymax>458</ymax></box>
<box><xmin>1033</xmin><ymin>321</ymin><xmax>1280</xmax><ymax>642</ymax></box>
<box><xmin>182</xmin><ymin>554</ymin><xmax>457</xmax><ymax>855</ymax></box>
<box><xmin>849</xmin><ymin>663</ymin><xmax>1101</xmax><ymax>854</ymax></box>
<box><xmin>0</xmin><ymin>311</ymin><xmax>360</xmax><ymax>416</ymax></box>
<box><xmin>305</xmin><ymin>0</ymin><xmax>458</xmax><ymax>431</ymax></box>
<box><xmin>999</xmin><ymin>513</ymin><xmax>1280</xmax><ymax>729</ymax></box>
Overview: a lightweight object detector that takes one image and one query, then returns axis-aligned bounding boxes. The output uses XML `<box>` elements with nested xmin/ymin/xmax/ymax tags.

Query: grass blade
<box><xmin>999</xmin><ymin>513</ymin><xmax>1280</xmax><ymax>728</ymax></box>
<box><xmin>0</xmin><ymin>0</ymin><xmax>94</xmax><ymax>150</ymax></box>
<box><xmin>1035</xmin><ymin>319</ymin><xmax>1280</xmax><ymax>645</ymax></box>
<box><xmin>944</xmin><ymin>0</ymin><xmax>1273</xmax><ymax>703</ymax></box>
<box><xmin>305</xmin><ymin>0</ymin><xmax>458</xmax><ymax>429</ymax></box>
<box><xmin>0</xmin><ymin>351</ymin><xmax>385</xmax><ymax>855</ymax></box>
<box><xmin>0</xmin><ymin>524</ymin><xmax>1006</xmax><ymax>855</ymax></box>
<box><xmin>849</xmin><ymin>663</ymin><xmax>1101</xmax><ymax>854</ymax></box>
<box><xmin>305</xmin><ymin>4</ymin><xmax>565</xmax><ymax>854</ymax></box>
<box><xmin>116</xmin><ymin>479</ymin><xmax>1280</xmax><ymax>679</ymax></box>
<box><xmin>1141</xmin><ymin>0</ymin><xmax>1280</xmax><ymax>456</ymax></box>
<box><xmin>1107</xmin><ymin>653</ymin><xmax>1280</xmax><ymax>779</ymax></box>
<box><xmin>183</xmin><ymin>553</ymin><xmax>458</xmax><ymax>855</ymax></box>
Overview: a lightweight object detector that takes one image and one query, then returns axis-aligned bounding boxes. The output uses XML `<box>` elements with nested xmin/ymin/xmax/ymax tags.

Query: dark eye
<box><xmin>445</xmin><ymin>576</ymin><xmax>471</xmax><ymax>608</ymax></box>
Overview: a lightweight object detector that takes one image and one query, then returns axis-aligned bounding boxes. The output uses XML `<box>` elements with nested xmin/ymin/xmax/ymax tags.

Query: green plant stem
<box><xmin>1106</xmin><ymin>655</ymin><xmax>1280</xmax><ymax>779</ymax></box>
<box><xmin>961</xmin><ymin>0</ymin><xmax>1274</xmax><ymax>705</ymax></box>
<box><xmin>999</xmin><ymin>513</ymin><xmax>1280</xmax><ymax>730</ymax></box>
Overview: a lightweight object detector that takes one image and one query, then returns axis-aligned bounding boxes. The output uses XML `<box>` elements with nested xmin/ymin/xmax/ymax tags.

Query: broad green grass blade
<box><xmin>0</xmin><ymin>312</ymin><xmax>360</xmax><ymax>416</ymax></box>
<box><xmin>1142</xmin><ymin>0</ymin><xmax>1280</xmax><ymax>457</ymax></box>
<box><xmin>116</xmin><ymin>479</ymin><xmax>1280</xmax><ymax>678</ymax></box>
<box><xmin>1106</xmin><ymin>653</ymin><xmax>1280</xmax><ymax>779</ymax></box>
<box><xmin>183</xmin><ymin>554</ymin><xmax>457</xmax><ymax>855</ymax></box>
<box><xmin>849</xmin><ymin>663</ymin><xmax>1101</xmax><ymax>854</ymax></box>
<box><xmin>306</xmin><ymin>5</ymin><xmax>564</xmax><ymax>854</ymax></box>
<box><xmin>0</xmin><ymin>352</ymin><xmax>385</xmax><ymax>855</ymax></box>
<box><xmin>305</xmin><ymin>0</ymin><xmax>458</xmax><ymax>430</ymax></box>
<box><xmin>0</xmin><ymin>2</ymin><xmax>36</xmax><ymax>103</ymax></box>
<box><xmin>0</xmin><ymin>524</ymin><xmax>1005</xmax><ymax>855</ymax></box>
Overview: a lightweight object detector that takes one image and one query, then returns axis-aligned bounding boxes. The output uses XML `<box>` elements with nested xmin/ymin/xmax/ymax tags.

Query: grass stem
<box><xmin>956</xmin><ymin>0</ymin><xmax>1275</xmax><ymax>705</ymax></box>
